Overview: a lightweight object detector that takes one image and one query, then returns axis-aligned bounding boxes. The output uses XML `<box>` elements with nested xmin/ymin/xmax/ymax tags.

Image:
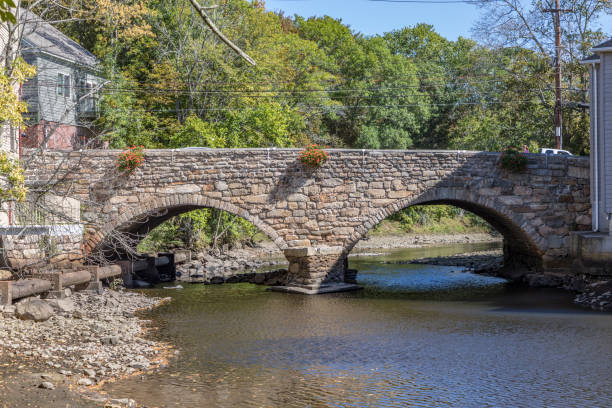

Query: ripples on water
<box><xmin>103</xmin><ymin>244</ymin><xmax>612</xmax><ymax>408</ymax></box>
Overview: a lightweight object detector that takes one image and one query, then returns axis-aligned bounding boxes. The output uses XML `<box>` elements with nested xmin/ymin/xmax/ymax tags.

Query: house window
<box><xmin>86</xmin><ymin>82</ymin><xmax>96</xmax><ymax>112</ymax></box>
<box><xmin>57</xmin><ymin>73</ymin><xmax>70</xmax><ymax>97</ymax></box>
<box><xmin>57</xmin><ymin>73</ymin><xmax>63</xmax><ymax>95</ymax></box>
<box><xmin>64</xmin><ymin>75</ymin><xmax>70</xmax><ymax>98</ymax></box>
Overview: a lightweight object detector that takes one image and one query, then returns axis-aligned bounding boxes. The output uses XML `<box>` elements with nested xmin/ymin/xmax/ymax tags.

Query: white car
<box><xmin>539</xmin><ymin>148</ymin><xmax>573</xmax><ymax>156</ymax></box>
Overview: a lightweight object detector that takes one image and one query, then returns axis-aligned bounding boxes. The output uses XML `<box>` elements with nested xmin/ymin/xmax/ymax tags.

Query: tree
<box><xmin>0</xmin><ymin>0</ymin><xmax>15</xmax><ymax>23</ymax></box>
<box><xmin>296</xmin><ymin>16</ymin><xmax>430</xmax><ymax>149</ymax></box>
<box><xmin>472</xmin><ymin>0</ymin><xmax>611</xmax><ymax>152</ymax></box>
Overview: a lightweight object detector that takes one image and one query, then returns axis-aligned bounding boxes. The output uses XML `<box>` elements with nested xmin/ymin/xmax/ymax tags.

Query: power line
<box><xmin>27</xmin><ymin>78</ymin><xmax>558</xmax><ymax>96</ymax></box>
<box><xmin>109</xmin><ymin>99</ymin><xmax>551</xmax><ymax>114</ymax></box>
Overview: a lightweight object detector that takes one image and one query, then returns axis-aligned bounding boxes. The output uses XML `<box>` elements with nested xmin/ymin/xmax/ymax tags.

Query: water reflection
<box><xmin>103</xmin><ymin>244</ymin><xmax>612</xmax><ymax>408</ymax></box>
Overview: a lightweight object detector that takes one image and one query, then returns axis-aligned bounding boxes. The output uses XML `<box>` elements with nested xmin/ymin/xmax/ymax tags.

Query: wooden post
<box><xmin>0</xmin><ymin>281</ymin><xmax>12</xmax><ymax>305</ymax></box>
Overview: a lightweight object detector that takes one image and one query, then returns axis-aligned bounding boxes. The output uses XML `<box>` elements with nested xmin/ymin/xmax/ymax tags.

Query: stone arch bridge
<box><xmin>24</xmin><ymin>148</ymin><xmax>590</xmax><ymax>291</ymax></box>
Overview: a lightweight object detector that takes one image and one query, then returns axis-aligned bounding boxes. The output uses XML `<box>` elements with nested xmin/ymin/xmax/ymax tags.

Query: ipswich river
<box><xmin>103</xmin><ymin>243</ymin><xmax>612</xmax><ymax>407</ymax></box>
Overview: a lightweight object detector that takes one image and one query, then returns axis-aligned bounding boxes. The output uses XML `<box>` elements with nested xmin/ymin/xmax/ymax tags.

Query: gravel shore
<box><xmin>0</xmin><ymin>289</ymin><xmax>172</xmax><ymax>407</ymax></box>
<box><xmin>353</xmin><ymin>233</ymin><xmax>502</xmax><ymax>251</ymax></box>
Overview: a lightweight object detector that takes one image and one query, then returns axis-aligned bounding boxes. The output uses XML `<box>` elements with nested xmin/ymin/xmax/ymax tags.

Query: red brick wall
<box><xmin>22</xmin><ymin>121</ymin><xmax>93</xmax><ymax>149</ymax></box>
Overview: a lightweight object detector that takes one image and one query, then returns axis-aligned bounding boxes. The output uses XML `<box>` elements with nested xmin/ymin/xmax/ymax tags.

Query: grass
<box><xmin>367</xmin><ymin>217</ymin><xmax>493</xmax><ymax>237</ymax></box>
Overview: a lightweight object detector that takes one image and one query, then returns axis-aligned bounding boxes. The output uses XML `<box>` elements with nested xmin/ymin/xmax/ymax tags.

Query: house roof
<box><xmin>20</xmin><ymin>10</ymin><xmax>99</xmax><ymax>68</ymax></box>
<box><xmin>580</xmin><ymin>53</ymin><xmax>600</xmax><ymax>64</ymax></box>
<box><xmin>592</xmin><ymin>38</ymin><xmax>612</xmax><ymax>51</ymax></box>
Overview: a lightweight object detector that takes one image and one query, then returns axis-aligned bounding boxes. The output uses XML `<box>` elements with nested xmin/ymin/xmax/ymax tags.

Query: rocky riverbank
<box><xmin>574</xmin><ymin>281</ymin><xmax>612</xmax><ymax>311</ymax></box>
<box><xmin>175</xmin><ymin>246</ymin><xmax>286</xmax><ymax>284</ymax></box>
<box><xmin>173</xmin><ymin>233</ymin><xmax>502</xmax><ymax>279</ymax></box>
<box><xmin>404</xmin><ymin>249</ymin><xmax>504</xmax><ymax>274</ymax></box>
<box><xmin>352</xmin><ymin>233</ymin><xmax>502</xmax><ymax>251</ymax></box>
<box><xmin>403</xmin><ymin>248</ymin><xmax>612</xmax><ymax>312</ymax></box>
<box><xmin>0</xmin><ymin>289</ymin><xmax>172</xmax><ymax>407</ymax></box>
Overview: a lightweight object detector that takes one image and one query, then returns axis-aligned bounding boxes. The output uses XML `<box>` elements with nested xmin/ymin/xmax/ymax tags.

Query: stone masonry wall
<box><xmin>23</xmin><ymin>148</ymin><xmax>591</xmax><ymax>284</ymax></box>
<box><xmin>1</xmin><ymin>226</ymin><xmax>83</xmax><ymax>270</ymax></box>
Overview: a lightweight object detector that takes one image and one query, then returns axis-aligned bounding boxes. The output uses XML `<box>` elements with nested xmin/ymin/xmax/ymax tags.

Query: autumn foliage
<box><xmin>117</xmin><ymin>145</ymin><xmax>145</xmax><ymax>172</ymax></box>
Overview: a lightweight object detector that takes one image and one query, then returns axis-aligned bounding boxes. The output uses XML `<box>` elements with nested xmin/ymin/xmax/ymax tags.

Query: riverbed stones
<box><xmin>524</xmin><ymin>273</ymin><xmax>565</xmax><ymax>287</ymax></box>
<box><xmin>39</xmin><ymin>381</ymin><xmax>55</xmax><ymax>390</ymax></box>
<box><xmin>0</xmin><ymin>304</ymin><xmax>15</xmax><ymax>317</ymax></box>
<box><xmin>45</xmin><ymin>298</ymin><xmax>76</xmax><ymax>314</ymax></box>
<box><xmin>83</xmin><ymin>368</ymin><xmax>96</xmax><ymax>378</ymax></box>
<box><xmin>408</xmin><ymin>250</ymin><xmax>504</xmax><ymax>274</ymax></box>
<box><xmin>77</xmin><ymin>378</ymin><xmax>93</xmax><ymax>386</ymax></box>
<box><xmin>0</xmin><ymin>289</ymin><xmax>169</xmax><ymax>391</ymax></box>
<box><xmin>105</xmin><ymin>398</ymin><xmax>137</xmax><ymax>408</ymax></box>
<box><xmin>574</xmin><ymin>280</ymin><xmax>612</xmax><ymax>311</ymax></box>
<box><xmin>15</xmin><ymin>298</ymin><xmax>54</xmax><ymax>322</ymax></box>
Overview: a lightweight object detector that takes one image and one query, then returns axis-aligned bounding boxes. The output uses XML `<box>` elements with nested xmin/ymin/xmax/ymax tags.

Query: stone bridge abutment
<box><xmin>22</xmin><ymin>148</ymin><xmax>591</xmax><ymax>292</ymax></box>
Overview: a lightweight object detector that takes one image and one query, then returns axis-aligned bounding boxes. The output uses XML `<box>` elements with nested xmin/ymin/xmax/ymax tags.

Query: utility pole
<box><xmin>543</xmin><ymin>1</ymin><xmax>572</xmax><ymax>149</ymax></box>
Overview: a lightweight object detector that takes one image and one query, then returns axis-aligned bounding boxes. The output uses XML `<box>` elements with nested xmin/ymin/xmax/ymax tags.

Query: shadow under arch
<box><xmin>84</xmin><ymin>193</ymin><xmax>288</xmax><ymax>258</ymax></box>
<box><xmin>346</xmin><ymin>188</ymin><xmax>544</xmax><ymax>271</ymax></box>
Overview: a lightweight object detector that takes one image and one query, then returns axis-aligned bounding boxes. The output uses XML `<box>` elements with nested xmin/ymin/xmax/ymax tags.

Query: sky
<box><xmin>265</xmin><ymin>0</ymin><xmax>612</xmax><ymax>42</ymax></box>
<box><xmin>265</xmin><ymin>0</ymin><xmax>487</xmax><ymax>40</ymax></box>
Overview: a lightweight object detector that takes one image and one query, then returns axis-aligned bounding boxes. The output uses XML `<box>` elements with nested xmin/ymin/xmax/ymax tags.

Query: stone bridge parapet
<box><xmin>22</xmin><ymin>148</ymin><xmax>591</xmax><ymax>290</ymax></box>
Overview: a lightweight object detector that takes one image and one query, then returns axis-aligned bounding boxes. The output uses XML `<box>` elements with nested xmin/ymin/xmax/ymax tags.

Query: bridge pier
<box><xmin>269</xmin><ymin>247</ymin><xmax>362</xmax><ymax>295</ymax></box>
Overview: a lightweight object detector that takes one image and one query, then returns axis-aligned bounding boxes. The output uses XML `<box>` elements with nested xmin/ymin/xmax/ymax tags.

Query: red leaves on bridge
<box><xmin>117</xmin><ymin>145</ymin><xmax>145</xmax><ymax>173</ymax></box>
<box><xmin>300</xmin><ymin>144</ymin><xmax>329</xmax><ymax>168</ymax></box>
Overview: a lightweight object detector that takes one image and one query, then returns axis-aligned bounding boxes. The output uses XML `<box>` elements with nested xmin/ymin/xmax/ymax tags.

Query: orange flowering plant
<box><xmin>117</xmin><ymin>145</ymin><xmax>145</xmax><ymax>172</ymax></box>
<box><xmin>499</xmin><ymin>146</ymin><xmax>527</xmax><ymax>172</ymax></box>
<box><xmin>299</xmin><ymin>144</ymin><xmax>329</xmax><ymax>168</ymax></box>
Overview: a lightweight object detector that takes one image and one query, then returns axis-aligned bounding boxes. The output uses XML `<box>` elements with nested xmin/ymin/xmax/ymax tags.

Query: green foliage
<box><xmin>54</xmin><ymin>1</ymin><xmax>592</xmax><ymax>154</ymax></box>
<box><xmin>377</xmin><ymin>205</ymin><xmax>492</xmax><ymax>235</ymax></box>
<box><xmin>168</xmin><ymin>115</ymin><xmax>223</xmax><ymax>148</ymax></box>
<box><xmin>137</xmin><ymin>208</ymin><xmax>260</xmax><ymax>253</ymax></box>
<box><xmin>499</xmin><ymin>147</ymin><xmax>528</xmax><ymax>173</ymax></box>
<box><xmin>0</xmin><ymin>0</ymin><xmax>16</xmax><ymax>23</ymax></box>
<box><xmin>0</xmin><ymin>58</ymin><xmax>36</xmax><ymax>128</ymax></box>
<box><xmin>0</xmin><ymin>152</ymin><xmax>26</xmax><ymax>201</ymax></box>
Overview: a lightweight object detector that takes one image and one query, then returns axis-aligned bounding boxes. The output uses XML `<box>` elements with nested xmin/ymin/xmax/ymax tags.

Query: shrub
<box><xmin>117</xmin><ymin>145</ymin><xmax>145</xmax><ymax>172</ymax></box>
<box><xmin>0</xmin><ymin>152</ymin><xmax>26</xmax><ymax>201</ymax></box>
<box><xmin>299</xmin><ymin>144</ymin><xmax>328</xmax><ymax>167</ymax></box>
<box><xmin>499</xmin><ymin>146</ymin><xmax>527</xmax><ymax>172</ymax></box>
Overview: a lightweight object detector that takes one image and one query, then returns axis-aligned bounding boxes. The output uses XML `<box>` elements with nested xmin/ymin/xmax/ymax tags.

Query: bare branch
<box><xmin>187</xmin><ymin>0</ymin><xmax>256</xmax><ymax>66</ymax></box>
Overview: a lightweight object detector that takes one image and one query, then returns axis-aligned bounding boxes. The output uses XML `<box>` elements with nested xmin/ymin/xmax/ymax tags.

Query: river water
<box><xmin>103</xmin><ymin>243</ymin><xmax>612</xmax><ymax>407</ymax></box>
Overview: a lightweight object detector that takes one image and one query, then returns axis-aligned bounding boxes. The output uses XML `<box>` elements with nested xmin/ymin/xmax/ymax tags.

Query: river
<box><xmin>102</xmin><ymin>243</ymin><xmax>612</xmax><ymax>407</ymax></box>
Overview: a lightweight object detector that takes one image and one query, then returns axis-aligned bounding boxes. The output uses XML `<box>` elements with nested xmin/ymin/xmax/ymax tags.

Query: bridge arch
<box><xmin>347</xmin><ymin>187</ymin><xmax>544</xmax><ymax>270</ymax></box>
<box><xmin>83</xmin><ymin>193</ymin><xmax>288</xmax><ymax>256</ymax></box>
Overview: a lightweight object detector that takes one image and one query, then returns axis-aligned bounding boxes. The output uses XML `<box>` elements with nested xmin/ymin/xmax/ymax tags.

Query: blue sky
<box><xmin>265</xmin><ymin>0</ymin><xmax>488</xmax><ymax>40</ymax></box>
<box><xmin>265</xmin><ymin>0</ymin><xmax>612</xmax><ymax>42</ymax></box>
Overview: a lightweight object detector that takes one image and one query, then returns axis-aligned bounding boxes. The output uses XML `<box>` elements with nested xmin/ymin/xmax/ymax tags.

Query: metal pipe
<box><xmin>592</xmin><ymin>62</ymin><xmax>599</xmax><ymax>232</ymax></box>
